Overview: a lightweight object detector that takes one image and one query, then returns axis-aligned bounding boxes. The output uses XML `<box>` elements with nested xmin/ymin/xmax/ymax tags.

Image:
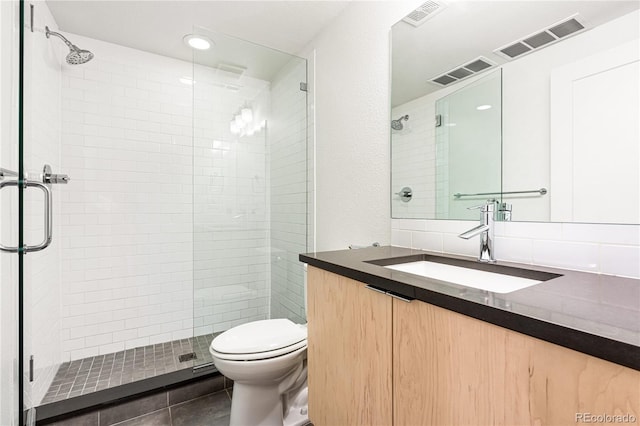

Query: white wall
<box><xmin>303</xmin><ymin>1</ymin><xmax>421</xmax><ymax>251</ymax></box>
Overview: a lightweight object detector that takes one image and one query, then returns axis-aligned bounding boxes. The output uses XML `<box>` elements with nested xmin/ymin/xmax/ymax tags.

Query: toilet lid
<box><xmin>210</xmin><ymin>319</ymin><xmax>307</xmax><ymax>355</ymax></box>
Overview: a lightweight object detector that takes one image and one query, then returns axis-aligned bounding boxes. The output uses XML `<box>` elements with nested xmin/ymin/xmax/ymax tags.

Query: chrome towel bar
<box><xmin>454</xmin><ymin>188</ymin><xmax>547</xmax><ymax>199</ymax></box>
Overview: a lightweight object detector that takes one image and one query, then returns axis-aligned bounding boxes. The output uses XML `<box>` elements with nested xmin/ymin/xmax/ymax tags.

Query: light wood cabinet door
<box><xmin>307</xmin><ymin>266</ymin><xmax>392</xmax><ymax>426</ymax></box>
<box><xmin>393</xmin><ymin>299</ymin><xmax>640</xmax><ymax>426</ymax></box>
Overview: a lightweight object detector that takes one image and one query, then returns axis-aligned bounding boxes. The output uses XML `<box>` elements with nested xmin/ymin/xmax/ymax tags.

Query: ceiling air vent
<box><xmin>429</xmin><ymin>56</ymin><xmax>496</xmax><ymax>87</ymax></box>
<box><xmin>217</xmin><ymin>63</ymin><xmax>247</xmax><ymax>77</ymax></box>
<box><xmin>494</xmin><ymin>15</ymin><xmax>586</xmax><ymax>60</ymax></box>
<box><xmin>402</xmin><ymin>1</ymin><xmax>446</xmax><ymax>27</ymax></box>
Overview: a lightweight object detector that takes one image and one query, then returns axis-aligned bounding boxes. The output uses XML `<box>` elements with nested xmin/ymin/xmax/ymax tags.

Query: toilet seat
<box><xmin>211</xmin><ymin>339</ymin><xmax>307</xmax><ymax>361</ymax></box>
<box><xmin>210</xmin><ymin>318</ymin><xmax>307</xmax><ymax>361</ymax></box>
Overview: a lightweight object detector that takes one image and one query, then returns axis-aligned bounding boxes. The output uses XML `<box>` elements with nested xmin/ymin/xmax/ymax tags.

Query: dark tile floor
<box><xmin>42</xmin><ymin>334</ymin><xmax>218</xmax><ymax>404</ymax></box>
<box><xmin>45</xmin><ymin>387</ymin><xmax>232</xmax><ymax>426</ymax></box>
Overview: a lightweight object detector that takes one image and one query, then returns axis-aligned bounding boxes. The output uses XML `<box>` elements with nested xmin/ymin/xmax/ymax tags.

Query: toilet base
<box><xmin>283</xmin><ymin>386</ymin><xmax>308</xmax><ymax>426</ymax></box>
<box><xmin>228</xmin><ymin>360</ymin><xmax>308</xmax><ymax>426</ymax></box>
<box><xmin>229</xmin><ymin>382</ymin><xmax>309</xmax><ymax>426</ymax></box>
<box><xmin>230</xmin><ymin>382</ymin><xmax>284</xmax><ymax>426</ymax></box>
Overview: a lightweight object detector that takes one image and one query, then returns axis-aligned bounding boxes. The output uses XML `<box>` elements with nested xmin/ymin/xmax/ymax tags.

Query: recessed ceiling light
<box><xmin>179</xmin><ymin>77</ymin><xmax>195</xmax><ymax>85</ymax></box>
<box><xmin>476</xmin><ymin>105</ymin><xmax>492</xmax><ymax>111</ymax></box>
<box><xmin>183</xmin><ymin>34</ymin><xmax>213</xmax><ymax>50</ymax></box>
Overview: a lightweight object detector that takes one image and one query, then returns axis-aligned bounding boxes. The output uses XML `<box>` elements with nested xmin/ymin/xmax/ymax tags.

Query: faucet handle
<box><xmin>467</xmin><ymin>199</ymin><xmax>497</xmax><ymax>211</ymax></box>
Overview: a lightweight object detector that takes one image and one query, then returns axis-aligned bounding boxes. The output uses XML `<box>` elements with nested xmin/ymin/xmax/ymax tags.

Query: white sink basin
<box><xmin>385</xmin><ymin>260</ymin><xmax>543</xmax><ymax>293</ymax></box>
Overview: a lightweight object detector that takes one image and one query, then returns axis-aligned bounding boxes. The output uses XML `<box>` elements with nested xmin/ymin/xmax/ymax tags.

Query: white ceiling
<box><xmin>46</xmin><ymin>0</ymin><xmax>351</xmax><ymax>81</ymax></box>
<box><xmin>391</xmin><ymin>1</ymin><xmax>640</xmax><ymax>106</ymax></box>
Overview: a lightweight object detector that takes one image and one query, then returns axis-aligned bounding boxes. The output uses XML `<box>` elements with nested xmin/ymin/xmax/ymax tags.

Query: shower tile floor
<box><xmin>41</xmin><ymin>333</ymin><xmax>218</xmax><ymax>405</ymax></box>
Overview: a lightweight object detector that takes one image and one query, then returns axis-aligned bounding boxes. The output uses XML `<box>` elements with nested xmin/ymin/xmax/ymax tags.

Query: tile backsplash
<box><xmin>392</xmin><ymin>219</ymin><xmax>640</xmax><ymax>279</ymax></box>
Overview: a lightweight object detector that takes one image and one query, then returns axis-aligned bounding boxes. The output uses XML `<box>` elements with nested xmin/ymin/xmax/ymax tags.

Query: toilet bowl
<box><xmin>210</xmin><ymin>318</ymin><xmax>309</xmax><ymax>426</ymax></box>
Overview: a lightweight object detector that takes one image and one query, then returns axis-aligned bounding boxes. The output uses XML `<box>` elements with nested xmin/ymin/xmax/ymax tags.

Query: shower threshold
<box><xmin>41</xmin><ymin>333</ymin><xmax>218</xmax><ymax>405</ymax></box>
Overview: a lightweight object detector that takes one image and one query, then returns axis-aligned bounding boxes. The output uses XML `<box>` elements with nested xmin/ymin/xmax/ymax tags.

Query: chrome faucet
<box><xmin>458</xmin><ymin>199</ymin><xmax>497</xmax><ymax>263</ymax></box>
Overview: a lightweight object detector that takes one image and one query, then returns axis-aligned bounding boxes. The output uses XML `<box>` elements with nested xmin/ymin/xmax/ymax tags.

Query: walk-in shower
<box><xmin>391</xmin><ymin>114</ymin><xmax>409</xmax><ymax>130</ymax></box>
<box><xmin>44</xmin><ymin>26</ymin><xmax>94</xmax><ymax>65</ymax></box>
<box><xmin>12</xmin><ymin>6</ymin><xmax>309</xmax><ymax>422</ymax></box>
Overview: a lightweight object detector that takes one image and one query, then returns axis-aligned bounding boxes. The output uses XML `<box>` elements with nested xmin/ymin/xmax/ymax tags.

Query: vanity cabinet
<box><xmin>307</xmin><ymin>266</ymin><xmax>392</xmax><ymax>425</ymax></box>
<box><xmin>307</xmin><ymin>266</ymin><xmax>640</xmax><ymax>426</ymax></box>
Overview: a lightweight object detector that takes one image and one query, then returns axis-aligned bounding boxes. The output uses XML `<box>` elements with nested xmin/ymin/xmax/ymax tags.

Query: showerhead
<box><xmin>45</xmin><ymin>26</ymin><xmax>94</xmax><ymax>65</ymax></box>
<box><xmin>66</xmin><ymin>48</ymin><xmax>94</xmax><ymax>65</ymax></box>
<box><xmin>391</xmin><ymin>114</ymin><xmax>409</xmax><ymax>131</ymax></box>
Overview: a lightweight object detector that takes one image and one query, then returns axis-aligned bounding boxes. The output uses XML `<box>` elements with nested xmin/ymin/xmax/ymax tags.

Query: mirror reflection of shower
<box><xmin>45</xmin><ymin>26</ymin><xmax>94</xmax><ymax>65</ymax></box>
<box><xmin>391</xmin><ymin>114</ymin><xmax>409</xmax><ymax>130</ymax></box>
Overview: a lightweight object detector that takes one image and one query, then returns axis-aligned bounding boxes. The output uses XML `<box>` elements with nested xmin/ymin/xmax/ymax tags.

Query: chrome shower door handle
<box><xmin>0</xmin><ymin>179</ymin><xmax>19</xmax><ymax>253</ymax></box>
<box><xmin>0</xmin><ymin>179</ymin><xmax>52</xmax><ymax>253</ymax></box>
<box><xmin>24</xmin><ymin>180</ymin><xmax>53</xmax><ymax>253</ymax></box>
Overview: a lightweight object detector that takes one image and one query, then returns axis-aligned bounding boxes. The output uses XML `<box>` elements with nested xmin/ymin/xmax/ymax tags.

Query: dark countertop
<box><xmin>300</xmin><ymin>246</ymin><xmax>640</xmax><ymax>371</ymax></box>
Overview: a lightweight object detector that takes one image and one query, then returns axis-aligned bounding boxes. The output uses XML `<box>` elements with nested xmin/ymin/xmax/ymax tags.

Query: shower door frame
<box><xmin>18</xmin><ymin>0</ymin><xmax>26</xmax><ymax>423</ymax></box>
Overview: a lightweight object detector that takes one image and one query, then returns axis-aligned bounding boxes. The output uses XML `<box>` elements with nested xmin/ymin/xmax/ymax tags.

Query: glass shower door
<box><xmin>434</xmin><ymin>69</ymin><xmax>502</xmax><ymax>220</ymax></box>
<box><xmin>191</xmin><ymin>26</ymin><xmax>308</xmax><ymax>370</ymax></box>
<box><xmin>0</xmin><ymin>0</ymin><xmax>21</xmax><ymax>424</ymax></box>
<box><xmin>19</xmin><ymin>1</ymin><xmax>71</xmax><ymax>421</ymax></box>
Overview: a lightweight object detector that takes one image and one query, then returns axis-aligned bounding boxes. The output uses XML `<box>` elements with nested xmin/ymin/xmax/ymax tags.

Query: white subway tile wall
<box><xmin>192</xmin><ymin>64</ymin><xmax>272</xmax><ymax>337</ymax></box>
<box><xmin>269</xmin><ymin>60</ymin><xmax>308</xmax><ymax>323</ymax></box>
<box><xmin>390</xmin><ymin>72</ymin><xmax>490</xmax><ymax>221</ymax></box>
<box><xmin>392</xmin><ymin>219</ymin><xmax>640</xmax><ymax>279</ymax></box>
<box><xmin>59</xmin><ymin>36</ymin><xmax>195</xmax><ymax>362</ymax></box>
<box><xmin>391</xmin><ymin>98</ymin><xmax>436</xmax><ymax>219</ymax></box>
<box><xmin>57</xmin><ymin>34</ymin><xmax>308</xmax><ymax>361</ymax></box>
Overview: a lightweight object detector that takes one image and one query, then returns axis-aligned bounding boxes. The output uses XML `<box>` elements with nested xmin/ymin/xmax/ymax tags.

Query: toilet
<box><xmin>209</xmin><ymin>318</ymin><xmax>309</xmax><ymax>426</ymax></box>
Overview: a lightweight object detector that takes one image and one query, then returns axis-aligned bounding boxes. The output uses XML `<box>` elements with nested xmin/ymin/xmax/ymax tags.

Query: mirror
<box><xmin>391</xmin><ymin>1</ymin><xmax>640</xmax><ymax>224</ymax></box>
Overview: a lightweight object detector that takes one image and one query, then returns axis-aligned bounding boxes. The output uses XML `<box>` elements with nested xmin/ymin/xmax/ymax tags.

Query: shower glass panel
<box><xmin>22</xmin><ymin>1</ymin><xmax>68</xmax><ymax>417</ymax></box>
<box><xmin>22</xmin><ymin>5</ymin><xmax>199</xmax><ymax>412</ymax></box>
<box><xmin>434</xmin><ymin>70</ymin><xmax>502</xmax><ymax>220</ymax></box>
<box><xmin>1</xmin><ymin>1</ymin><xmax>20</xmax><ymax>424</ymax></box>
<box><xmin>19</xmin><ymin>2</ymin><xmax>308</xmax><ymax>419</ymax></box>
<box><xmin>191</xmin><ymin>27</ymin><xmax>308</xmax><ymax>369</ymax></box>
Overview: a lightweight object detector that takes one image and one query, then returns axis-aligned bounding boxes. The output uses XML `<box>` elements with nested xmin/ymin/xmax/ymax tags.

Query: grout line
<box><xmin>169</xmin><ymin>388</ymin><xmax>230</xmax><ymax>410</ymax></box>
<box><xmin>109</xmin><ymin>407</ymin><xmax>169</xmax><ymax>426</ymax></box>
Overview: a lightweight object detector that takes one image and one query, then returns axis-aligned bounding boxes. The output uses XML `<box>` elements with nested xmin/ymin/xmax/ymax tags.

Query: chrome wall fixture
<box><xmin>0</xmin><ymin>164</ymin><xmax>69</xmax><ymax>253</ymax></box>
<box><xmin>391</xmin><ymin>115</ymin><xmax>409</xmax><ymax>131</ymax></box>
<box><xmin>45</xmin><ymin>26</ymin><xmax>94</xmax><ymax>65</ymax></box>
<box><xmin>453</xmin><ymin>188</ymin><xmax>547</xmax><ymax>198</ymax></box>
<box><xmin>396</xmin><ymin>186</ymin><xmax>413</xmax><ymax>202</ymax></box>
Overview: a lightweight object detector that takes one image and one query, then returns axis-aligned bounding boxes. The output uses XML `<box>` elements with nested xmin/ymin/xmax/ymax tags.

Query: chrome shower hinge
<box><xmin>299</xmin><ymin>82</ymin><xmax>307</xmax><ymax>92</ymax></box>
<box><xmin>29</xmin><ymin>355</ymin><xmax>34</xmax><ymax>382</ymax></box>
